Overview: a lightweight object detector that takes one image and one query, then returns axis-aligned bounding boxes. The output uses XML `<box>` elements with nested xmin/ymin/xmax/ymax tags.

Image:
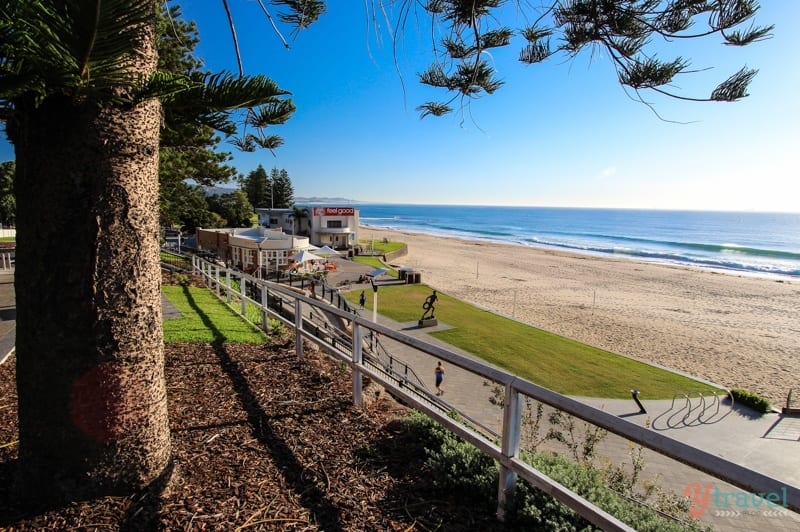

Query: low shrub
<box><xmin>401</xmin><ymin>413</ymin><xmax>708</xmax><ymax>531</ymax></box>
<box><xmin>730</xmin><ymin>388</ymin><xmax>772</xmax><ymax>413</ymax></box>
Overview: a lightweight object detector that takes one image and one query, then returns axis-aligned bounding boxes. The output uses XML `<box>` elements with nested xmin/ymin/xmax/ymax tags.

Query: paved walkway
<box><xmin>362</xmin><ymin>308</ymin><xmax>800</xmax><ymax>531</ymax></box>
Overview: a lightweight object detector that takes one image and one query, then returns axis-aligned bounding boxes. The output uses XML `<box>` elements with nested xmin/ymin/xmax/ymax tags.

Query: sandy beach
<box><xmin>364</xmin><ymin>227</ymin><xmax>800</xmax><ymax>406</ymax></box>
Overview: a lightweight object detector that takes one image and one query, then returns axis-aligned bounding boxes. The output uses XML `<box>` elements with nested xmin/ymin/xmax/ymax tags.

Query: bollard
<box><xmin>631</xmin><ymin>389</ymin><xmax>647</xmax><ymax>414</ymax></box>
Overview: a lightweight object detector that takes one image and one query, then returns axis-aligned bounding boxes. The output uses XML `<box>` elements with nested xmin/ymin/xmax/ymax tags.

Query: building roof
<box><xmin>199</xmin><ymin>226</ymin><xmax>311</xmax><ymax>251</ymax></box>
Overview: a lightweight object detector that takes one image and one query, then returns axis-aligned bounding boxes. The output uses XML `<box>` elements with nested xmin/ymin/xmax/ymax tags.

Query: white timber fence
<box><xmin>190</xmin><ymin>255</ymin><xmax>799</xmax><ymax>529</ymax></box>
<box><xmin>0</xmin><ymin>252</ymin><xmax>12</xmax><ymax>271</ymax></box>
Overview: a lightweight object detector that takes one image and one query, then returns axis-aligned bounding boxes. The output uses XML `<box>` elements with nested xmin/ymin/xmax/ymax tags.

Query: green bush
<box><xmin>731</xmin><ymin>388</ymin><xmax>772</xmax><ymax>413</ymax></box>
<box><xmin>402</xmin><ymin>412</ymin><xmax>498</xmax><ymax>514</ymax></box>
<box><xmin>401</xmin><ymin>413</ymin><xmax>708</xmax><ymax>531</ymax></box>
<box><xmin>512</xmin><ymin>451</ymin><xmax>707</xmax><ymax>531</ymax></box>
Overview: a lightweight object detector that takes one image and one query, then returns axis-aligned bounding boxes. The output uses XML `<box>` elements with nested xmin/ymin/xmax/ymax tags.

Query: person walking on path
<box><xmin>434</xmin><ymin>361</ymin><xmax>445</xmax><ymax>396</ymax></box>
<box><xmin>359</xmin><ymin>290</ymin><xmax>366</xmax><ymax>309</ymax></box>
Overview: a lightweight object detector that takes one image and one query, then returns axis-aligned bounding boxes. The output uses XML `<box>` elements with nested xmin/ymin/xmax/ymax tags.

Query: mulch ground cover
<box><xmin>0</xmin><ymin>335</ymin><xmax>505</xmax><ymax>530</ymax></box>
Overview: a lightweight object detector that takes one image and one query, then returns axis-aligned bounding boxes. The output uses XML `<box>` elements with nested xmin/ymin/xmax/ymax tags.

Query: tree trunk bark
<box><xmin>12</xmin><ymin>8</ymin><xmax>171</xmax><ymax>500</ymax></box>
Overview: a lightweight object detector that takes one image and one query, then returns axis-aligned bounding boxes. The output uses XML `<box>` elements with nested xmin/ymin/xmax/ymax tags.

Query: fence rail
<box><xmin>188</xmin><ymin>255</ymin><xmax>799</xmax><ymax>529</ymax></box>
<box><xmin>0</xmin><ymin>252</ymin><xmax>13</xmax><ymax>271</ymax></box>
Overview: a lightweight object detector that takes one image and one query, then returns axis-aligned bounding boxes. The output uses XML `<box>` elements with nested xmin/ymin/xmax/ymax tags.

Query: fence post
<box><xmin>294</xmin><ymin>298</ymin><xmax>303</xmax><ymax>358</ymax></box>
<box><xmin>261</xmin><ymin>282</ymin><xmax>269</xmax><ymax>332</ymax></box>
<box><xmin>352</xmin><ymin>323</ymin><xmax>363</xmax><ymax>407</ymax></box>
<box><xmin>215</xmin><ymin>265</ymin><xmax>221</xmax><ymax>296</ymax></box>
<box><xmin>226</xmin><ymin>270</ymin><xmax>232</xmax><ymax>304</ymax></box>
<box><xmin>240</xmin><ymin>278</ymin><xmax>247</xmax><ymax>316</ymax></box>
<box><xmin>497</xmin><ymin>381</ymin><xmax>522</xmax><ymax>521</ymax></box>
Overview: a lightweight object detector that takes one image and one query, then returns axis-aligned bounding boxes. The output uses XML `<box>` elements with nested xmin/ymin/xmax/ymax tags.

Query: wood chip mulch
<box><xmin>0</xmin><ymin>336</ymin><xmax>505</xmax><ymax>530</ymax></box>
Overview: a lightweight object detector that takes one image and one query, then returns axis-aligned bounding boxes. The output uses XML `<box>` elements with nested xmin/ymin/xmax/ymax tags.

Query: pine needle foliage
<box><xmin>406</xmin><ymin>0</ymin><xmax>773</xmax><ymax>117</ymax></box>
<box><xmin>0</xmin><ymin>0</ymin><xmax>154</xmax><ymax>107</ymax></box>
<box><xmin>0</xmin><ymin>0</ymin><xmax>316</xmax><ymax>150</ymax></box>
<box><xmin>271</xmin><ymin>0</ymin><xmax>325</xmax><ymax>30</ymax></box>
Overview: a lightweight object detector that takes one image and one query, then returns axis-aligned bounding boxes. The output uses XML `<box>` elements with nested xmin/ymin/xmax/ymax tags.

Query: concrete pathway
<box><xmin>0</xmin><ymin>271</ymin><xmax>14</xmax><ymax>364</ymax></box>
<box><xmin>162</xmin><ymin>294</ymin><xmax>182</xmax><ymax>320</ymax></box>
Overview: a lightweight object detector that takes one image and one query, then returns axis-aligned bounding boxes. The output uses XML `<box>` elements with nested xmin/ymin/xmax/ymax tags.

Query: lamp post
<box><xmin>256</xmin><ymin>242</ymin><xmax>262</xmax><ymax>279</ymax></box>
<box><xmin>370</xmin><ymin>278</ymin><xmax>378</xmax><ymax>323</ymax></box>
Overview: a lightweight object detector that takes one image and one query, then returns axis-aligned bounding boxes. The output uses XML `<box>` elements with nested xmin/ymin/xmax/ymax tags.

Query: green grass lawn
<box><xmin>345</xmin><ymin>284</ymin><xmax>718</xmax><ymax>399</ymax></box>
<box><xmin>162</xmin><ymin>285</ymin><xmax>266</xmax><ymax>343</ymax></box>
<box><xmin>358</xmin><ymin>239</ymin><xmax>404</xmax><ymax>255</ymax></box>
<box><xmin>352</xmin><ymin>255</ymin><xmax>398</xmax><ymax>277</ymax></box>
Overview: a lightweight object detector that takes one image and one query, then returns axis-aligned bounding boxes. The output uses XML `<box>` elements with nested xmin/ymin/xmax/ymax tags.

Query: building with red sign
<box><xmin>255</xmin><ymin>206</ymin><xmax>359</xmax><ymax>251</ymax></box>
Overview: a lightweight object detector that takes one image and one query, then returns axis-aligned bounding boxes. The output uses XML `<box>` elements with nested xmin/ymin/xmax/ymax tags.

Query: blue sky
<box><xmin>4</xmin><ymin>2</ymin><xmax>799</xmax><ymax>212</ymax></box>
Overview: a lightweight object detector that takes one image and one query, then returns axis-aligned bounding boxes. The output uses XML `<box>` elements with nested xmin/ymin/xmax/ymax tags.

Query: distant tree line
<box><xmin>155</xmin><ymin>5</ymin><xmax>296</xmax><ymax>232</ymax></box>
<box><xmin>239</xmin><ymin>165</ymin><xmax>295</xmax><ymax>210</ymax></box>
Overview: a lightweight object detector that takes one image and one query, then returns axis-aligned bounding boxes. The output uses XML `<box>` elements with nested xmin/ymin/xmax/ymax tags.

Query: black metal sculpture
<box><xmin>420</xmin><ymin>290</ymin><xmax>438</xmax><ymax>322</ymax></box>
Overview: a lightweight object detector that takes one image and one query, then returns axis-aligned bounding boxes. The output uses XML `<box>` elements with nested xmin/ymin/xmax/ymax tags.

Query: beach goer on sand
<box><xmin>359</xmin><ymin>290</ymin><xmax>366</xmax><ymax>308</ymax></box>
<box><xmin>435</xmin><ymin>361</ymin><xmax>445</xmax><ymax>396</ymax></box>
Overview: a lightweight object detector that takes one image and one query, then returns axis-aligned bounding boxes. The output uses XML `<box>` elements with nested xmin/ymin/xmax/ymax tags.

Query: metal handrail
<box><xmin>160</xmin><ymin>249</ymin><xmax>194</xmax><ymax>272</ymax></box>
<box><xmin>370</xmin><ymin>338</ymin><xmax>428</xmax><ymax>391</ymax></box>
<box><xmin>191</xmin><ymin>256</ymin><xmax>799</xmax><ymax>529</ymax></box>
<box><xmin>213</xmin><ymin>267</ymin><xmax>449</xmax><ymax>408</ymax></box>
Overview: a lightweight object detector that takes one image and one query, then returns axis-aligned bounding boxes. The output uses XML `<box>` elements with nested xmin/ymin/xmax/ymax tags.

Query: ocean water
<box><xmin>356</xmin><ymin>204</ymin><xmax>800</xmax><ymax>279</ymax></box>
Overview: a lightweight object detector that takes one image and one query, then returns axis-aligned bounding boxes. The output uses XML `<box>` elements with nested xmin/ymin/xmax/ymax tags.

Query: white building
<box><xmin>255</xmin><ymin>206</ymin><xmax>359</xmax><ymax>251</ymax></box>
<box><xmin>196</xmin><ymin>226</ymin><xmax>311</xmax><ymax>277</ymax></box>
<box><xmin>255</xmin><ymin>208</ymin><xmax>302</xmax><ymax>234</ymax></box>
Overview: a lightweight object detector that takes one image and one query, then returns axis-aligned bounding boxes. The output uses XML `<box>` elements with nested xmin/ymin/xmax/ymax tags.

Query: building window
<box><xmin>327</xmin><ymin>220</ymin><xmax>343</xmax><ymax>229</ymax></box>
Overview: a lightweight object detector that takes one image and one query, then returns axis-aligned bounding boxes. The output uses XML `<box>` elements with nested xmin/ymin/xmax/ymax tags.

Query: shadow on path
<box><xmin>763</xmin><ymin>415</ymin><xmax>800</xmax><ymax>441</ymax></box>
<box><xmin>650</xmin><ymin>394</ymin><xmax>734</xmax><ymax>431</ymax></box>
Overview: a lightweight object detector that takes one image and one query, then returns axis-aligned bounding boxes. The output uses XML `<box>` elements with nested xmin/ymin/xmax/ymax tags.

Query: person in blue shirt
<box><xmin>435</xmin><ymin>361</ymin><xmax>445</xmax><ymax>396</ymax></box>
